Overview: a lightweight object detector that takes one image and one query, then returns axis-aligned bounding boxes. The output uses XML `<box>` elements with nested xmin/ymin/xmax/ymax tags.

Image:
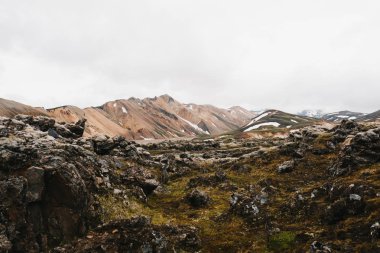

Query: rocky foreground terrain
<box><xmin>0</xmin><ymin>114</ymin><xmax>380</xmax><ymax>252</ymax></box>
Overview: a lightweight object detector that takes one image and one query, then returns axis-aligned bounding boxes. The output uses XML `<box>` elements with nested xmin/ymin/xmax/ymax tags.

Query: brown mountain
<box><xmin>0</xmin><ymin>98</ymin><xmax>48</xmax><ymax>117</ymax></box>
<box><xmin>0</xmin><ymin>95</ymin><xmax>256</xmax><ymax>139</ymax></box>
<box><xmin>99</xmin><ymin>95</ymin><xmax>256</xmax><ymax>139</ymax></box>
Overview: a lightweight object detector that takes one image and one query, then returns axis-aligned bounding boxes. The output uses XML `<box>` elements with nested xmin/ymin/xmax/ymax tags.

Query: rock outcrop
<box><xmin>0</xmin><ymin>115</ymin><xmax>154</xmax><ymax>252</ymax></box>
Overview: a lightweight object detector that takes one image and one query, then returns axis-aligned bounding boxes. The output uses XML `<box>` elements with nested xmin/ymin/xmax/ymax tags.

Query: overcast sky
<box><xmin>0</xmin><ymin>1</ymin><xmax>379</xmax><ymax>113</ymax></box>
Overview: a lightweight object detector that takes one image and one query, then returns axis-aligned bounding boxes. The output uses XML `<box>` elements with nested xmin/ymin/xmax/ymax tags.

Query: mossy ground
<box><xmin>97</xmin><ymin>135</ymin><xmax>380</xmax><ymax>252</ymax></box>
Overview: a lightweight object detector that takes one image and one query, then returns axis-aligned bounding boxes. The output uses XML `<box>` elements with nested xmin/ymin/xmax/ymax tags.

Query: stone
<box><xmin>329</xmin><ymin>126</ymin><xmax>380</xmax><ymax>176</ymax></box>
<box><xmin>25</xmin><ymin>166</ymin><xmax>45</xmax><ymax>202</ymax></box>
<box><xmin>91</xmin><ymin>135</ymin><xmax>116</xmax><ymax>155</ymax></box>
<box><xmin>310</xmin><ymin>241</ymin><xmax>332</xmax><ymax>253</ymax></box>
<box><xmin>186</xmin><ymin>189</ymin><xmax>210</xmax><ymax>208</ymax></box>
<box><xmin>48</xmin><ymin>128</ymin><xmax>59</xmax><ymax>138</ymax></box>
<box><xmin>277</xmin><ymin>160</ymin><xmax>295</xmax><ymax>173</ymax></box>
<box><xmin>370</xmin><ymin>222</ymin><xmax>380</xmax><ymax>239</ymax></box>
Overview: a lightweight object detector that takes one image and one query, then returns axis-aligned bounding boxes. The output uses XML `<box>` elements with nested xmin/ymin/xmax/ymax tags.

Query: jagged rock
<box><xmin>52</xmin><ymin>216</ymin><xmax>201</xmax><ymax>253</ymax></box>
<box><xmin>16</xmin><ymin>115</ymin><xmax>55</xmax><ymax>132</ymax></box>
<box><xmin>230</xmin><ymin>192</ymin><xmax>260</xmax><ymax>218</ymax></box>
<box><xmin>65</xmin><ymin>119</ymin><xmax>86</xmax><ymax>137</ymax></box>
<box><xmin>310</xmin><ymin>241</ymin><xmax>332</xmax><ymax>253</ymax></box>
<box><xmin>48</xmin><ymin>128</ymin><xmax>59</xmax><ymax>138</ymax></box>
<box><xmin>91</xmin><ymin>135</ymin><xmax>116</xmax><ymax>155</ymax></box>
<box><xmin>121</xmin><ymin>167</ymin><xmax>159</xmax><ymax>195</ymax></box>
<box><xmin>279</xmin><ymin>142</ymin><xmax>300</xmax><ymax>156</ymax></box>
<box><xmin>187</xmin><ymin>171</ymin><xmax>227</xmax><ymax>188</ymax></box>
<box><xmin>330</xmin><ymin>127</ymin><xmax>380</xmax><ymax>176</ymax></box>
<box><xmin>180</xmin><ymin>152</ymin><xmax>190</xmax><ymax>159</ymax></box>
<box><xmin>0</xmin><ymin>125</ymin><xmax>9</xmax><ymax>137</ymax></box>
<box><xmin>230</xmin><ymin>164</ymin><xmax>251</xmax><ymax>173</ymax></box>
<box><xmin>0</xmin><ymin>145</ymin><xmax>37</xmax><ymax>171</ymax></box>
<box><xmin>323</xmin><ymin>195</ymin><xmax>365</xmax><ymax>224</ymax></box>
<box><xmin>0</xmin><ymin>115</ymin><xmax>111</xmax><ymax>251</ymax></box>
<box><xmin>186</xmin><ymin>189</ymin><xmax>210</xmax><ymax>208</ymax></box>
<box><xmin>330</xmin><ymin>119</ymin><xmax>361</xmax><ymax>143</ymax></box>
<box><xmin>12</xmin><ymin>114</ymin><xmax>85</xmax><ymax>139</ymax></box>
<box><xmin>24</xmin><ymin>166</ymin><xmax>44</xmax><ymax>202</ymax></box>
<box><xmin>277</xmin><ymin>160</ymin><xmax>295</xmax><ymax>173</ymax></box>
<box><xmin>370</xmin><ymin>222</ymin><xmax>380</xmax><ymax>240</ymax></box>
<box><xmin>0</xmin><ymin>231</ymin><xmax>12</xmax><ymax>252</ymax></box>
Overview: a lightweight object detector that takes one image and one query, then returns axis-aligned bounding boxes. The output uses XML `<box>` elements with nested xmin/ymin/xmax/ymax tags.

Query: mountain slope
<box><xmin>0</xmin><ymin>95</ymin><xmax>256</xmax><ymax>140</ymax></box>
<box><xmin>322</xmin><ymin>111</ymin><xmax>366</xmax><ymax>122</ymax></box>
<box><xmin>298</xmin><ymin>109</ymin><xmax>325</xmax><ymax>118</ymax></box>
<box><xmin>359</xmin><ymin>110</ymin><xmax>380</xmax><ymax>121</ymax></box>
<box><xmin>241</xmin><ymin>110</ymin><xmax>319</xmax><ymax>132</ymax></box>
<box><xmin>0</xmin><ymin>98</ymin><xmax>48</xmax><ymax>117</ymax></box>
<box><xmin>47</xmin><ymin>106</ymin><xmax>130</xmax><ymax>138</ymax></box>
<box><xmin>100</xmin><ymin>95</ymin><xmax>256</xmax><ymax>139</ymax></box>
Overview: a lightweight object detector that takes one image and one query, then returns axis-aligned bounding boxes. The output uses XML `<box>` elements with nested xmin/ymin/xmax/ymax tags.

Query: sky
<box><xmin>0</xmin><ymin>0</ymin><xmax>379</xmax><ymax>113</ymax></box>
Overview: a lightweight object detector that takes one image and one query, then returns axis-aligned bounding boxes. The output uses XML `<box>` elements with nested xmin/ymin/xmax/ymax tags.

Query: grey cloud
<box><xmin>0</xmin><ymin>0</ymin><xmax>379</xmax><ymax>113</ymax></box>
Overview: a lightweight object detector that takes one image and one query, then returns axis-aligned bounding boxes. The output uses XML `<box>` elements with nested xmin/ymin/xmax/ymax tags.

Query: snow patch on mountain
<box><xmin>244</xmin><ymin>122</ymin><xmax>280</xmax><ymax>132</ymax></box>
<box><xmin>246</xmin><ymin>112</ymin><xmax>269</xmax><ymax>126</ymax></box>
<box><xmin>177</xmin><ymin>116</ymin><xmax>210</xmax><ymax>135</ymax></box>
<box><xmin>298</xmin><ymin>109</ymin><xmax>325</xmax><ymax>118</ymax></box>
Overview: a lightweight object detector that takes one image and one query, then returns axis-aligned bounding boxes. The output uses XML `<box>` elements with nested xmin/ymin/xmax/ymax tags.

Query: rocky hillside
<box><xmin>360</xmin><ymin>110</ymin><xmax>380</xmax><ymax>122</ymax></box>
<box><xmin>240</xmin><ymin>110</ymin><xmax>319</xmax><ymax>133</ymax></box>
<box><xmin>322</xmin><ymin>111</ymin><xmax>366</xmax><ymax>122</ymax></box>
<box><xmin>1</xmin><ymin>114</ymin><xmax>379</xmax><ymax>252</ymax></box>
<box><xmin>1</xmin><ymin>95</ymin><xmax>256</xmax><ymax>140</ymax></box>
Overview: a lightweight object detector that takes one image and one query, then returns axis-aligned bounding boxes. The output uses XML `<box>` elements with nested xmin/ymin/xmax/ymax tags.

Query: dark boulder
<box><xmin>121</xmin><ymin>167</ymin><xmax>159</xmax><ymax>196</ymax></box>
<box><xmin>186</xmin><ymin>189</ymin><xmax>210</xmax><ymax>208</ymax></box>
<box><xmin>91</xmin><ymin>135</ymin><xmax>116</xmax><ymax>155</ymax></box>
<box><xmin>230</xmin><ymin>192</ymin><xmax>260</xmax><ymax>218</ymax></box>
<box><xmin>24</xmin><ymin>166</ymin><xmax>45</xmax><ymax>203</ymax></box>
<box><xmin>310</xmin><ymin>241</ymin><xmax>332</xmax><ymax>253</ymax></box>
<box><xmin>323</xmin><ymin>194</ymin><xmax>365</xmax><ymax>224</ymax></box>
<box><xmin>330</xmin><ymin>119</ymin><xmax>361</xmax><ymax>143</ymax></box>
<box><xmin>230</xmin><ymin>164</ymin><xmax>251</xmax><ymax>173</ymax></box>
<box><xmin>277</xmin><ymin>160</ymin><xmax>295</xmax><ymax>173</ymax></box>
<box><xmin>329</xmin><ymin>127</ymin><xmax>380</xmax><ymax>176</ymax></box>
<box><xmin>370</xmin><ymin>222</ymin><xmax>380</xmax><ymax>240</ymax></box>
<box><xmin>0</xmin><ymin>115</ymin><xmax>108</xmax><ymax>251</ymax></box>
<box><xmin>19</xmin><ymin>115</ymin><xmax>55</xmax><ymax>132</ymax></box>
<box><xmin>65</xmin><ymin>119</ymin><xmax>86</xmax><ymax>137</ymax></box>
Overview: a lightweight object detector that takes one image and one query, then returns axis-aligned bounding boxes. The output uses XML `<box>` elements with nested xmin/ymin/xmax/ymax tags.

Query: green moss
<box><xmin>268</xmin><ymin>231</ymin><xmax>296</xmax><ymax>252</ymax></box>
<box><xmin>97</xmin><ymin>194</ymin><xmax>169</xmax><ymax>224</ymax></box>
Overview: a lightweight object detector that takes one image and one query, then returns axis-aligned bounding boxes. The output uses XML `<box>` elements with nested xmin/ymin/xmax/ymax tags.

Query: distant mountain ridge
<box><xmin>360</xmin><ymin>110</ymin><xmax>380</xmax><ymax>121</ymax></box>
<box><xmin>322</xmin><ymin>111</ymin><xmax>366</xmax><ymax>122</ymax></box>
<box><xmin>1</xmin><ymin>97</ymin><xmax>379</xmax><ymax>139</ymax></box>
<box><xmin>240</xmin><ymin>110</ymin><xmax>319</xmax><ymax>133</ymax></box>
<box><xmin>0</xmin><ymin>98</ymin><xmax>48</xmax><ymax>117</ymax></box>
<box><xmin>297</xmin><ymin>110</ymin><xmax>377</xmax><ymax>122</ymax></box>
<box><xmin>0</xmin><ymin>95</ymin><xmax>257</xmax><ymax>140</ymax></box>
<box><xmin>298</xmin><ymin>109</ymin><xmax>325</xmax><ymax>118</ymax></box>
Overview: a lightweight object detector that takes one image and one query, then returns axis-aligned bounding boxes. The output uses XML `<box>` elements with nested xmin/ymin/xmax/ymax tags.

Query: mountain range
<box><xmin>1</xmin><ymin>96</ymin><xmax>379</xmax><ymax>140</ymax></box>
<box><xmin>0</xmin><ymin>95</ymin><xmax>257</xmax><ymax>139</ymax></box>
